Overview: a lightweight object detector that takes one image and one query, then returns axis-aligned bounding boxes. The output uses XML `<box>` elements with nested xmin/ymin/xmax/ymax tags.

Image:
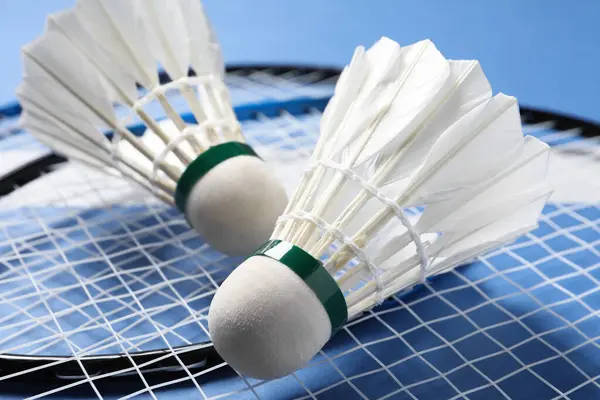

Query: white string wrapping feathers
<box><xmin>129</xmin><ymin>75</ymin><xmax>225</xmax><ymax>120</ymax></box>
<box><xmin>110</xmin><ymin>74</ymin><xmax>240</xmax><ymax>198</ymax></box>
<box><xmin>279</xmin><ymin>159</ymin><xmax>430</xmax><ymax>305</ymax></box>
<box><xmin>278</xmin><ymin>210</ymin><xmax>386</xmax><ymax>304</ymax></box>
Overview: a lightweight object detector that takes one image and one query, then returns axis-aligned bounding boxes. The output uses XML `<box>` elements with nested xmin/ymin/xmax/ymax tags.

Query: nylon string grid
<box><xmin>0</xmin><ymin>68</ymin><xmax>599</xmax><ymax>399</ymax></box>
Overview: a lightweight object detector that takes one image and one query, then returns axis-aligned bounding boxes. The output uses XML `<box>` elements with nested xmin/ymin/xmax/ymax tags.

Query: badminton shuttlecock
<box><xmin>208</xmin><ymin>38</ymin><xmax>552</xmax><ymax>379</ymax></box>
<box><xmin>16</xmin><ymin>0</ymin><xmax>288</xmax><ymax>256</ymax></box>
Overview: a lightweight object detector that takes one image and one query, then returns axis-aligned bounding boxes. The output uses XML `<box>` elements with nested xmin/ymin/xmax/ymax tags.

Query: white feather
<box><xmin>326</xmin><ymin>38</ymin><xmax>406</xmax><ymax>163</ymax></box>
<box><xmin>139</xmin><ymin>0</ymin><xmax>189</xmax><ymax>80</ymax></box>
<box><xmin>76</xmin><ymin>0</ymin><xmax>160</xmax><ymax>89</ymax></box>
<box><xmin>179</xmin><ymin>0</ymin><xmax>224</xmax><ymax>77</ymax></box>
<box><xmin>20</xmin><ymin>110</ymin><xmax>112</xmax><ymax>168</ymax></box>
<box><xmin>319</xmin><ymin>46</ymin><xmax>366</xmax><ymax>137</ymax></box>
<box><xmin>352</xmin><ymin>39</ymin><xmax>451</xmax><ymax>165</ymax></box>
<box><xmin>20</xmin><ymin>99</ymin><xmax>107</xmax><ymax>152</ymax></box>
<box><xmin>46</xmin><ymin>10</ymin><xmax>138</xmax><ymax>104</ymax></box>
<box><xmin>21</xmin><ymin>38</ymin><xmax>116</xmax><ymax>129</ymax></box>
<box><xmin>431</xmin><ymin>191</ymin><xmax>551</xmax><ymax>259</ymax></box>
<box><xmin>72</xmin><ymin>0</ymin><xmax>158</xmax><ymax>89</ymax></box>
<box><xmin>403</xmin><ymin>93</ymin><xmax>524</xmax><ymax>206</ymax></box>
<box><xmin>372</xmin><ymin>59</ymin><xmax>492</xmax><ymax>184</ymax></box>
<box><xmin>419</xmin><ymin>136</ymin><xmax>550</xmax><ymax>233</ymax></box>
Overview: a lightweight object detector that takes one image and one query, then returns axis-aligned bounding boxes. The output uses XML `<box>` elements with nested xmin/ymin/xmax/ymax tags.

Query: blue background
<box><xmin>1</xmin><ymin>0</ymin><xmax>599</xmax><ymax>122</ymax></box>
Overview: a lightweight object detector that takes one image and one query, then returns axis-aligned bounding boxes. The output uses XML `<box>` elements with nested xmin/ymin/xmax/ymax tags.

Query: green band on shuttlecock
<box><xmin>252</xmin><ymin>240</ymin><xmax>348</xmax><ymax>334</ymax></box>
<box><xmin>175</xmin><ymin>141</ymin><xmax>259</xmax><ymax>213</ymax></box>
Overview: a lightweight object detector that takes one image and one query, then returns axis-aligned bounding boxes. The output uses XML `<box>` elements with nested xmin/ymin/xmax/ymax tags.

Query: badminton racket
<box><xmin>0</xmin><ymin>65</ymin><xmax>599</xmax><ymax>400</ymax></box>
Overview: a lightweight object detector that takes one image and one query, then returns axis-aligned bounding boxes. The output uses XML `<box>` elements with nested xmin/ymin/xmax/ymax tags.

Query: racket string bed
<box><xmin>0</xmin><ymin>67</ymin><xmax>599</xmax><ymax>399</ymax></box>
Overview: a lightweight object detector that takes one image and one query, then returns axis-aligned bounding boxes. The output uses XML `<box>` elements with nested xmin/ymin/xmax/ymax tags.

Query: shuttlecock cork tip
<box><xmin>176</xmin><ymin>147</ymin><xmax>288</xmax><ymax>257</ymax></box>
<box><xmin>208</xmin><ymin>241</ymin><xmax>348</xmax><ymax>379</ymax></box>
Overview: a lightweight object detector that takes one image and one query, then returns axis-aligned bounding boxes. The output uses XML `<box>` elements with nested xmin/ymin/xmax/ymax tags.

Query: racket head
<box><xmin>1</xmin><ymin>66</ymin><xmax>599</xmax><ymax>399</ymax></box>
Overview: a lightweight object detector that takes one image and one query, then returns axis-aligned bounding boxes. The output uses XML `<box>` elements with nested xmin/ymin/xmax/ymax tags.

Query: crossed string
<box><xmin>279</xmin><ymin>159</ymin><xmax>429</xmax><ymax>305</ymax></box>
